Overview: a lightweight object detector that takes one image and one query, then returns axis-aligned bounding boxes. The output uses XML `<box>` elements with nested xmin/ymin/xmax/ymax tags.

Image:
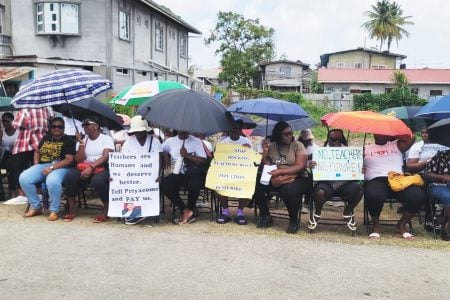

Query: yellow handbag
<box><xmin>387</xmin><ymin>171</ymin><xmax>424</xmax><ymax>192</ymax></box>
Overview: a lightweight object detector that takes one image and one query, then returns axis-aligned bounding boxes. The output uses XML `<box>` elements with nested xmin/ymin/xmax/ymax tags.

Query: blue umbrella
<box><xmin>11</xmin><ymin>69</ymin><xmax>112</xmax><ymax>108</ymax></box>
<box><xmin>227</xmin><ymin>98</ymin><xmax>308</xmax><ymax>121</ymax></box>
<box><xmin>251</xmin><ymin>117</ymin><xmax>316</xmax><ymax>137</ymax></box>
<box><xmin>415</xmin><ymin>96</ymin><xmax>450</xmax><ymax>120</ymax></box>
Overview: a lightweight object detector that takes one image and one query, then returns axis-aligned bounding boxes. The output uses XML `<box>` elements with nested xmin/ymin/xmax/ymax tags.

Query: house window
<box><xmin>385</xmin><ymin>88</ymin><xmax>393</xmax><ymax>94</ymax></box>
<box><xmin>119</xmin><ymin>11</ymin><xmax>130</xmax><ymax>40</ymax></box>
<box><xmin>154</xmin><ymin>72</ymin><xmax>159</xmax><ymax>80</ymax></box>
<box><xmin>0</xmin><ymin>5</ymin><xmax>4</xmax><ymax>34</ymax></box>
<box><xmin>372</xmin><ymin>65</ymin><xmax>387</xmax><ymax>69</ymax></box>
<box><xmin>279</xmin><ymin>66</ymin><xmax>291</xmax><ymax>78</ymax></box>
<box><xmin>116</xmin><ymin>68</ymin><xmax>129</xmax><ymax>75</ymax></box>
<box><xmin>155</xmin><ymin>22</ymin><xmax>164</xmax><ymax>51</ymax></box>
<box><xmin>336</xmin><ymin>62</ymin><xmax>345</xmax><ymax>68</ymax></box>
<box><xmin>137</xmin><ymin>70</ymin><xmax>148</xmax><ymax>77</ymax></box>
<box><xmin>36</xmin><ymin>2</ymin><xmax>79</xmax><ymax>34</ymax></box>
<box><xmin>430</xmin><ymin>90</ymin><xmax>442</xmax><ymax>96</ymax></box>
<box><xmin>180</xmin><ymin>33</ymin><xmax>187</xmax><ymax>58</ymax></box>
<box><xmin>354</xmin><ymin>62</ymin><xmax>362</xmax><ymax>69</ymax></box>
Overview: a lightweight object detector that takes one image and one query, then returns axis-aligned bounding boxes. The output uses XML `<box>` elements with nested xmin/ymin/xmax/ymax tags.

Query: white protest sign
<box><xmin>312</xmin><ymin>146</ymin><xmax>364</xmax><ymax>181</ymax></box>
<box><xmin>108</xmin><ymin>153</ymin><xmax>160</xmax><ymax>217</ymax></box>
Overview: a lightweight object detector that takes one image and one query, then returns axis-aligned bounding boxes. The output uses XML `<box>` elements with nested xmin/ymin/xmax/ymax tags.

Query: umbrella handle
<box><xmin>63</xmin><ymin>96</ymin><xmax>79</xmax><ymax>135</ymax></box>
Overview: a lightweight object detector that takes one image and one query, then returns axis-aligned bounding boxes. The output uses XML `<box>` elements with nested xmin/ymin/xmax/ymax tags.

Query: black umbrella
<box><xmin>428</xmin><ymin>118</ymin><xmax>450</xmax><ymax>147</ymax></box>
<box><xmin>251</xmin><ymin>117</ymin><xmax>317</xmax><ymax>137</ymax></box>
<box><xmin>53</xmin><ymin>97</ymin><xmax>122</xmax><ymax>130</ymax></box>
<box><xmin>137</xmin><ymin>89</ymin><xmax>234</xmax><ymax>134</ymax></box>
<box><xmin>231</xmin><ymin>113</ymin><xmax>257</xmax><ymax>129</ymax></box>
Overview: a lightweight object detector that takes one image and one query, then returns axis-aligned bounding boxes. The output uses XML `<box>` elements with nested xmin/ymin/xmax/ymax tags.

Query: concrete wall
<box><xmin>328</xmin><ymin>51</ymin><xmax>397</xmax><ymax>69</ymax></box>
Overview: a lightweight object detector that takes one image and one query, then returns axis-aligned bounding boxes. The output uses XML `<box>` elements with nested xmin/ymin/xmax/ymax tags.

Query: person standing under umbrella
<box><xmin>161</xmin><ymin>131</ymin><xmax>208</xmax><ymax>224</ymax></box>
<box><xmin>6</xmin><ymin>107</ymin><xmax>53</xmax><ymax>202</ymax></box>
<box><xmin>21</xmin><ymin>117</ymin><xmax>75</xmax><ymax>221</ymax></box>
<box><xmin>0</xmin><ymin>112</ymin><xmax>19</xmax><ymax>197</ymax></box>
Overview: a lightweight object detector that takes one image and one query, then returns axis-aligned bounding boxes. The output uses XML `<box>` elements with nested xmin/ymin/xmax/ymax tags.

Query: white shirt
<box><xmin>364</xmin><ymin>140</ymin><xmax>404</xmax><ymax>181</ymax></box>
<box><xmin>219</xmin><ymin>136</ymin><xmax>252</xmax><ymax>146</ymax></box>
<box><xmin>162</xmin><ymin>135</ymin><xmax>206</xmax><ymax>174</ymax></box>
<box><xmin>78</xmin><ymin>134</ymin><xmax>115</xmax><ymax>162</ymax></box>
<box><xmin>63</xmin><ymin>117</ymin><xmax>84</xmax><ymax>136</ymax></box>
<box><xmin>2</xmin><ymin>130</ymin><xmax>19</xmax><ymax>152</ymax></box>
<box><xmin>122</xmin><ymin>134</ymin><xmax>162</xmax><ymax>154</ymax></box>
<box><xmin>408</xmin><ymin>140</ymin><xmax>448</xmax><ymax>162</ymax></box>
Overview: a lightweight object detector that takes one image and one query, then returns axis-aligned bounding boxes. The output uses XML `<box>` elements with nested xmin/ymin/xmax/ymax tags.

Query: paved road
<box><xmin>0</xmin><ymin>206</ymin><xmax>449</xmax><ymax>299</ymax></box>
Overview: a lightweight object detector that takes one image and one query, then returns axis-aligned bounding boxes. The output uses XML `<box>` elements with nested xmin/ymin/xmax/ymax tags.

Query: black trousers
<box><xmin>364</xmin><ymin>177</ymin><xmax>426</xmax><ymax>217</ymax></box>
<box><xmin>5</xmin><ymin>150</ymin><xmax>34</xmax><ymax>191</ymax></box>
<box><xmin>63</xmin><ymin>168</ymin><xmax>110</xmax><ymax>204</ymax></box>
<box><xmin>161</xmin><ymin>173</ymin><xmax>204</xmax><ymax>211</ymax></box>
<box><xmin>255</xmin><ymin>177</ymin><xmax>311</xmax><ymax>222</ymax></box>
<box><xmin>313</xmin><ymin>181</ymin><xmax>363</xmax><ymax>208</ymax></box>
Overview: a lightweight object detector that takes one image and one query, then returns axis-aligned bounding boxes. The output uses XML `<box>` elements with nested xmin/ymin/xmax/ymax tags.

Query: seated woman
<box><xmin>423</xmin><ymin>150</ymin><xmax>450</xmax><ymax>241</ymax></box>
<box><xmin>216</xmin><ymin>120</ymin><xmax>253</xmax><ymax>225</ymax></box>
<box><xmin>364</xmin><ymin>134</ymin><xmax>426</xmax><ymax>240</ymax></box>
<box><xmin>121</xmin><ymin>115</ymin><xmax>163</xmax><ymax>225</ymax></box>
<box><xmin>20</xmin><ymin>117</ymin><xmax>75</xmax><ymax>221</ymax></box>
<box><xmin>254</xmin><ymin>121</ymin><xmax>311</xmax><ymax>234</ymax></box>
<box><xmin>308</xmin><ymin>129</ymin><xmax>363</xmax><ymax>231</ymax></box>
<box><xmin>161</xmin><ymin>130</ymin><xmax>208</xmax><ymax>224</ymax></box>
<box><xmin>63</xmin><ymin>116</ymin><xmax>114</xmax><ymax>222</ymax></box>
<box><xmin>0</xmin><ymin>112</ymin><xmax>19</xmax><ymax>198</ymax></box>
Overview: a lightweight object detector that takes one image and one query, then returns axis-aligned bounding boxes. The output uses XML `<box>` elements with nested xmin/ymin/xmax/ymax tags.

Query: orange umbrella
<box><xmin>321</xmin><ymin>111</ymin><xmax>412</xmax><ymax>136</ymax></box>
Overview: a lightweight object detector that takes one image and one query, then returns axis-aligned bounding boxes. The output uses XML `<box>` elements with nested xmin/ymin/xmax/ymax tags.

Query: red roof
<box><xmin>318</xmin><ymin>68</ymin><xmax>450</xmax><ymax>84</ymax></box>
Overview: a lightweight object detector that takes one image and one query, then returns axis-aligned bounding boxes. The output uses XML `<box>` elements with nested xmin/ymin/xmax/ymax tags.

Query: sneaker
<box><xmin>256</xmin><ymin>215</ymin><xmax>274</xmax><ymax>229</ymax></box>
<box><xmin>125</xmin><ymin>217</ymin><xmax>146</xmax><ymax>225</ymax></box>
<box><xmin>4</xmin><ymin>195</ymin><xmax>28</xmax><ymax>205</ymax></box>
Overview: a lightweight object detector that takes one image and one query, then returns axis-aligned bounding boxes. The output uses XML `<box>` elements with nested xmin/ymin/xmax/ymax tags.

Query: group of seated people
<box><xmin>1</xmin><ymin>110</ymin><xmax>448</xmax><ymax>241</ymax></box>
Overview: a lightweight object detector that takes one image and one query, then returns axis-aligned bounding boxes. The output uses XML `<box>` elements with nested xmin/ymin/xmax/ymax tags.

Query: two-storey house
<box><xmin>258</xmin><ymin>60</ymin><xmax>311</xmax><ymax>93</ymax></box>
<box><xmin>0</xmin><ymin>0</ymin><xmax>200</xmax><ymax>97</ymax></box>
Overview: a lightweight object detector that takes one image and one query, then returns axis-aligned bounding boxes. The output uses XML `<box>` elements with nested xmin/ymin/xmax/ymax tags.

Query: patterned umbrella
<box><xmin>110</xmin><ymin>80</ymin><xmax>188</xmax><ymax>106</ymax></box>
<box><xmin>11</xmin><ymin>69</ymin><xmax>112</xmax><ymax>108</ymax></box>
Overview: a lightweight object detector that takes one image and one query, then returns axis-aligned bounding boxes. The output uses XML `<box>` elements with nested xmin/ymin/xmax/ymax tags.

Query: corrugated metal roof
<box><xmin>318</xmin><ymin>68</ymin><xmax>450</xmax><ymax>84</ymax></box>
<box><xmin>0</xmin><ymin>67</ymin><xmax>34</xmax><ymax>81</ymax></box>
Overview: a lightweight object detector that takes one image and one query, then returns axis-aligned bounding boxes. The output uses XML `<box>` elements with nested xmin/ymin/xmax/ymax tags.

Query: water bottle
<box><xmin>41</xmin><ymin>182</ymin><xmax>49</xmax><ymax>210</ymax></box>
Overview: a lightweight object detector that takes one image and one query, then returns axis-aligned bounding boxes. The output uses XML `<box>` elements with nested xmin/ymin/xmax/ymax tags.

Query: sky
<box><xmin>156</xmin><ymin>0</ymin><xmax>450</xmax><ymax>69</ymax></box>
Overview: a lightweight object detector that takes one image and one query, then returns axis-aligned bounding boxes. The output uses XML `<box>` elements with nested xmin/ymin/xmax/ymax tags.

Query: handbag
<box><xmin>76</xmin><ymin>161</ymin><xmax>105</xmax><ymax>174</ymax></box>
<box><xmin>387</xmin><ymin>171</ymin><xmax>424</xmax><ymax>192</ymax></box>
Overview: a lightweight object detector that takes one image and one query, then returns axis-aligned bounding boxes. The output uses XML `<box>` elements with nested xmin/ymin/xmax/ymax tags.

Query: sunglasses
<box><xmin>329</xmin><ymin>137</ymin><xmax>343</xmax><ymax>143</ymax></box>
<box><xmin>51</xmin><ymin>125</ymin><xmax>65</xmax><ymax>129</ymax></box>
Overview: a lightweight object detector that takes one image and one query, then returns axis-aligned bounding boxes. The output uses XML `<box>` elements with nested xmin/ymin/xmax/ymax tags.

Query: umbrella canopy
<box><xmin>251</xmin><ymin>117</ymin><xmax>317</xmax><ymax>137</ymax></box>
<box><xmin>321</xmin><ymin>111</ymin><xmax>412</xmax><ymax>136</ymax></box>
<box><xmin>379</xmin><ymin>106</ymin><xmax>427</xmax><ymax>132</ymax></box>
<box><xmin>427</xmin><ymin>118</ymin><xmax>450</xmax><ymax>147</ymax></box>
<box><xmin>0</xmin><ymin>97</ymin><xmax>18</xmax><ymax>111</ymax></box>
<box><xmin>53</xmin><ymin>98</ymin><xmax>122</xmax><ymax>130</ymax></box>
<box><xmin>137</xmin><ymin>89</ymin><xmax>234</xmax><ymax>134</ymax></box>
<box><xmin>231</xmin><ymin>113</ymin><xmax>257</xmax><ymax>129</ymax></box>
<box><xmin>110</xmin><ymin>80</ymin><xmax>188</xmax><ymax>106</ymax></box>
<box><xmin>227</xmin><ymin>98</ymin><xmax>308</xmax><ymax>121</ymax></box>
<box><xmin>415</xmin><ymin>96</ymin><xmax>450</xmax><ymax>120</ymax></box>
<box><xmin>11</xmin><ymin>69</ymin><xmax>112</xmax><ymax>108</ymax></box>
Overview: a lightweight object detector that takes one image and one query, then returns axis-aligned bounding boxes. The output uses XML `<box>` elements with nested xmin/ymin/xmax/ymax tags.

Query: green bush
<box><xmin>353</xmin><ymin>87</ymin><xmax>426</xmax><ymax>111</ymax></box>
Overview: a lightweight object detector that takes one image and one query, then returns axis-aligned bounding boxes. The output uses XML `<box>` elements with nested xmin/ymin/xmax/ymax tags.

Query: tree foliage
<box><xmin>353</xmin><ymin>88</ymin><xmax>426</xmax><ymax>111</ymax></box>
<box><xmin>205</xmin><ymin>12</ymin><xmax>275</xmax><ymax>88</ymax></box>
<box><xmin>309</xmin><ymin>70</ymin><xmax>324</xmax><ymax>94</ymax></box>
<box><xmin>362</xmin><ymin>0</ymin><xmax>413</xmax><ymax>51</ymax></box>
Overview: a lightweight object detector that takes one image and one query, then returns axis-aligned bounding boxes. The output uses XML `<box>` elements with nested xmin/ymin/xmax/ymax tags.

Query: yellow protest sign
<box><xmin>206</xmin><ymin>144</ymin><xmax>261</xmax><ymax>198</ymax></box>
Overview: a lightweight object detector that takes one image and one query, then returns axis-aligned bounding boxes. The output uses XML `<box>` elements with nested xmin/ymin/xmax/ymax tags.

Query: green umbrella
<box><xmin>110</xmin><ymin>80</ymin><xmax>188</xmax><ymax>106</ymax></box>
<box><xmin>0</xmin><ymin>97</ymin><xmax>18</xmax><ymax>111</ymax></box>
<box><xmin>379</xmin><ymin>106</ymin><xmax>427</xmax><ymax>132</ymax></box>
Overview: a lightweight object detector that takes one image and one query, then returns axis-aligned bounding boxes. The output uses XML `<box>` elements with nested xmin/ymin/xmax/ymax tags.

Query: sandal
<box><xmin>93</xmin><ymin>214</ymin><xmax>108</xmax><ymax>223</ymax></box>
<box><xmin>343</xmin><ymin>214</ymin><xmax>357</xmax><ymax>231</ymax></box>
<box><xmin>307</xmin><ymin>213</ymin><xmax>321</xmax><ymax>230</ymax></box>
<box><xmin>400</xmin><ymin>232</ymin><xmax>415</xmax><ymax>240</ymax></box>
<box><xmin>234</xmin><ymin>215</ymin><xmax>248</xmax><ymax>225</ymax></box>
<box><xmin>369</xmin><ymin>232</ymin><xmax>381</xmax><ymax>239</ymax></box>
<box><xmin>216</xmin><ymin>214</ymin><xmax>231</xmax><ymax>224</ymax></box>
<box><xmin>63</xmin><ymin>214</ymin><xmax>75</xmax><ymax>222</ymax></box>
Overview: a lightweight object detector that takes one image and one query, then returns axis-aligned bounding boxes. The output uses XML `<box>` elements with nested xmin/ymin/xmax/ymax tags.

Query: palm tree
<box><xmin>362</xmin><ymin>0</ymin><xmax>413</xmax><ymax>51</ymax></box>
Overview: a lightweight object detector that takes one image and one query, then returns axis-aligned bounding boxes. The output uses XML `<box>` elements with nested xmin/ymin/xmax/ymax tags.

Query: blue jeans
<box><xmin>430</xmin><ymin>184</ymin><xmax>450</xmax><ymax>206</ymax></box>
<box><xmin>19</xmin><ymin>163</ymin><xmax>70</xmax><ymax>212</ymax></box>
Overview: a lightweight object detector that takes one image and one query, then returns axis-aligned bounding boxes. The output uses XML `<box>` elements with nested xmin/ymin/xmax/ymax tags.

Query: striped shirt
<box><xmin>12</xmin><ymin>107</ymin><xmax>53</xmax><ymax>154</ymax></box>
